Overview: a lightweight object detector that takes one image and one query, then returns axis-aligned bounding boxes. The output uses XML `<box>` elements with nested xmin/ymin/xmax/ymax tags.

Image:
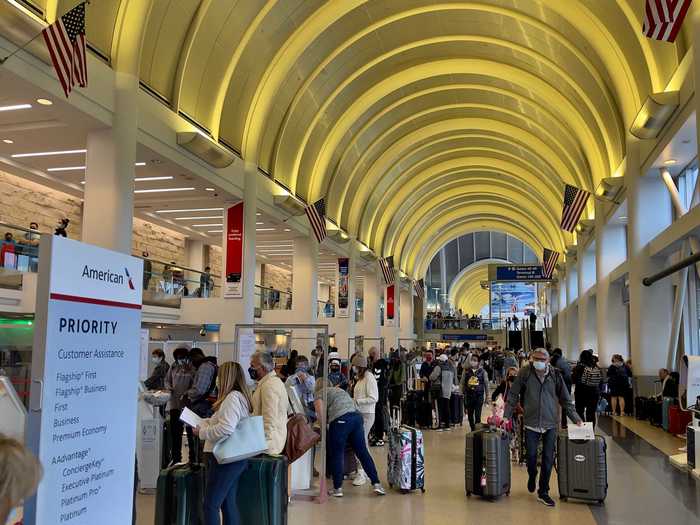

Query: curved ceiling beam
<box><xmin>287</xmin><ymin>55</ymin><xmax>617</xmax><ymax>199</ymax></box>
<box><xmin>366</xmin><ymin>155</ymin><xmax>566</xmax><ymax>251</ymax></box>
<box><xmin>448</xmin><ymin>258</ymin><xmax>509</xmax><ymax>307</ymax></box>
<box><xmin>400</xmin><ymin>202</ymin><xmax>558</xmax><ymax>275</ymax></box>
<box><xmin>378</xmin><ymin>178</ymin><xmax>564</xmax><ymax>258</ymax></box>
<box><xmin>412</xmin><ymin>219</ymin><xmax>547</xmax><ymax>279</ymax></box>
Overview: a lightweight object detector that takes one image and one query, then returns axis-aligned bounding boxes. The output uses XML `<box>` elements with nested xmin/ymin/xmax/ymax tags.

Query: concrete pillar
<box><xmin>292</xmin><ymin>236</ymin><xmax>319</xmax><ymax>323</ymax></box>
<box><xmin>595</xmin><ymin>200</ymin><xmax>629</xmax><ymax>365</ymax></box>
<box><xmin>626</xmin><ymin>139</ymin><xmax>674</xmax><ymax>394</ymax></box>
<box><xmin>241</xmin><ymin>163</ymin><xmax>258</xmax><ymax>323</ymax></box>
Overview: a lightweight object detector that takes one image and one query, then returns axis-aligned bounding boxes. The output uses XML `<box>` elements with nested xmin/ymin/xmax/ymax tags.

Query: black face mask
<box><xmin>248</xmin><ymin>367</ymin><xmax>258</xmax><ymax>381</ymax></box>
<box><xmin>507</xmin><ymin>376</ymin><xmax>516</xmax><ymax>383</ymax></box>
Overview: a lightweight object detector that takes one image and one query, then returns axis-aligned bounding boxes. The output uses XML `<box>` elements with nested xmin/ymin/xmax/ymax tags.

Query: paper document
<box><xmin>180</xmin><ymin>407</ymin><xmax>203</xmax><ymax>428</ymax></box>
<box><xmin>567</xmin><ymin>422</ymin><xmax>595</xmax><ymax>440</ymax></box>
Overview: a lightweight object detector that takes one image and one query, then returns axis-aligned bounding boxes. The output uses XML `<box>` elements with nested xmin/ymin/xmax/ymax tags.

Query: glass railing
<box><xmin>137</xmin><ymin>257</ymin><xmax>220</xmax><ymax>308</ymax></box>
<box><xmin>255</xmin><ymin>285</ymin><xmax>293</xmax><ymax>311</ymax></box>
<box><xmin>0</xmin><ymin>222</ymin><xmax>42</xmax><ymax>290</ymax></box>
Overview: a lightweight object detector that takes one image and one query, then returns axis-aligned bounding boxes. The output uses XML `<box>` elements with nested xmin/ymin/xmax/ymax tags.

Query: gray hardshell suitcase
<box><xmin>557</xmin><ymin>433</ymin><xmax>607</xmax><ymax>504</ymax></box>
<box><xmin>465</xmin><ymin>428</ymin><xmax>511</xmax><ymax>499</ymax></box>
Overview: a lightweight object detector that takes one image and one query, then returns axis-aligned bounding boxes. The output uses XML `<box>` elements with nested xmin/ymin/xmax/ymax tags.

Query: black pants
<box><xmin>466</xmin><ymin>395</ymin><xmax>484</xmax><ymax>431</ymax></box>
<box><xmin>437</xmin><ymin>396</ymin><xmax>451</xmax><ymax>429</ymax></box>
<box><xmin>575</xmin><ymin>388</ymin><xmax>598</xmax><ymax>428</ymax></box>
<box><xmin>169</xmin><ymin>409</ymin><xmax>196</xmax><ymax>463</ymax></box>
<box><xmin>370</xmin><ymin>399</ymin><xmax>388</xmax><ymax>442</ymax></box>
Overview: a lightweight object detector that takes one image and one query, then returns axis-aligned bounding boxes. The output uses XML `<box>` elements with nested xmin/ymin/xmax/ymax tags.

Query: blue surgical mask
<box><xmin>248</xmin><ymin>367</ymin><xmax>258</xmax><ymax>381</ymax></box>
<box><xmin>533</xmin><ymin>361</ymin><xmax>546</xmax><ymax>371</ymax></box>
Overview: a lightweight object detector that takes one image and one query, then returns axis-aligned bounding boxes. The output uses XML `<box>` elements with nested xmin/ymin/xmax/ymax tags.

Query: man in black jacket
<box><xmin>369</xmin><ymin>347</ymin><xmax>390</xmax><ymax>445</ymax></box>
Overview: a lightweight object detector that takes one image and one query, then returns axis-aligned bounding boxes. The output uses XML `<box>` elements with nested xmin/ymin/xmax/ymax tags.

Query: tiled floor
<box><xmin>135</xmin><ymin>416</ymin><xmax>700</xmax><ymax>525</ymax></box>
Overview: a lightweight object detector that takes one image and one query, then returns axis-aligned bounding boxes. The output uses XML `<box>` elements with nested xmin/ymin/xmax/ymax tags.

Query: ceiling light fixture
<box><xmin>205</xmin><ymin>187</ymin><xmax>215</xmax><ymax>192</ymax></box>
<box><xmin>174</xmin><ymin>216</ymin><xmax>222</xmax><ymax>221</ymax></box>
<box><xmin>36</xmin><ymin>98</ymin><xmax>53</xmax><ymax>106</ymax></box>
<box><xmin>256</xmin><ymin>222</ymin><xmax>264</xmax><ymax>225</ymax></box>
<box><xmin>13</xmin><ymin>148</ymin><xmax>86</xmax><ymax>158</ymax></box>
<box><xmin>135</xmin><ymin>162</ymin><xmax>146</xmax><ymax>167</ymax></box>
<box><xmin>134</xmin><ymin>187</ymin><xmax>195</xmax><ymax>194</ymax></box>
<box><xmin>663</xmin><ymin>159</ymin><xmax>677</xmax><ymax>166</ymax></box>
<box><xmin>134</xmin><ymin>176</ymin><xmax>174</xmax><ymax>182</ymax></box>
<box><xmin>0</xmin><ymin>104</ymin><xmax>31</xmax><ymax>112</ymax></box>
<box><xmin>156</xmin><ymin>207</ymin><xmax>224</xmax><ymax>213</ymax></box>
<box><xmin>47</xmin><ymin>165</ymin><xmax>85</xmax><ymax>172</ymax></box>
<box><xmin>2</xmin><ymin>139</ymin><xmax>13</xmax><ymax>144</ymax></box>
<box><xmin>191</xmin><ymin>223</ymin><xmax>223</xmax><ymax>228</ymax></box>
<box><xmin>256</xmin><ymin>228</ymin><xmax>276</xmax><ymax>232</ymax></box>
<box><xmin>256</xmin><ymin>212</ymin><xmax>262</xmax><ymax>216</ymax></box>
<box><xmin>207</xmin><ymin>230</ymin><xmax>223</xmax><ymax>233</ymax></box>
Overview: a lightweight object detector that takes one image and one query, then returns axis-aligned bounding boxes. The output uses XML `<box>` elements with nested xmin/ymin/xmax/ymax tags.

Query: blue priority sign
<box><xmin>492</xmin><ymin>265</ymin><xmax>550</xmax><ymax>282</ymax></box>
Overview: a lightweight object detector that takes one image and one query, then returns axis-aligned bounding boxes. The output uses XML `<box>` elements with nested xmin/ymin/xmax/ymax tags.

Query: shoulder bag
<box><xmin>212</xmin><ymin>415</ymin><xmax>268</xmax><ymax>464</ymax></box>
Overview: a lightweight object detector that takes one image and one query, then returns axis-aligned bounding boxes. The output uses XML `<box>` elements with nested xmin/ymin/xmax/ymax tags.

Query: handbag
<box><xmin>212</xmin><ymin>415</ymin><xmax>268</xmax><ymax>464</ymax></box>
<box><xmin>285</xmin><ymin>413</ymin><xmax>320</xmax><ymax>463</ymax></box>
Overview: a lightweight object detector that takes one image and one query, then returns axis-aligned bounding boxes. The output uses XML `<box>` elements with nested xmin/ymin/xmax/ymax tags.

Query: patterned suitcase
<box><xmin>465</xmin><ymin>428</ymin><xmax>511</xmax><ymax>499</ymax></box>
<box><xmin>387</xmin><ymin>424</ymin><xmax>426</xmax><ymax>493</ymax></box>
<box><xmin>557</xmin><ymin>433</ymin><xmax>607</xmax><ymax>504</ymax></box>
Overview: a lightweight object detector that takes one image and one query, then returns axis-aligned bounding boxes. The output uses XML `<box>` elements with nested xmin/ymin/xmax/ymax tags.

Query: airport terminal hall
<box><xmin>4</xmin><ymin>1</ymin><xmax>700</xmax><ymax>525</ymax></box>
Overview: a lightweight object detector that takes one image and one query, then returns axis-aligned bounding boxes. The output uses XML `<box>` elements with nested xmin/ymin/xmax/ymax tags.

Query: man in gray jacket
<box><xmin>430</xmin><ymin>353</ymin><xmax>456</xmax><ymax>431</ymax></box>
<box><xmin>504</xmin><ymin>348</ymin><xmax>582</xmax><ymax>507</ymax></box>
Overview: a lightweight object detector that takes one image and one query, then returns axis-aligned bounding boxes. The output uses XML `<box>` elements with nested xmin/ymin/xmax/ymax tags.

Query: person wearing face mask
<box><xmin>144</xmin><ymin>348</ymin><xmax>170</xmax><ymax>390</ymax></box>
<box><xmin>185</xmin><ymin>348</ymin><xmax>218</xmax><ymax>419</ymax></box>
<box><xmin>287</xmin><ymin>356</ymin><xmax>316</xmax><ymax>420</ymax></box>
<box><xmin>350</xmin><ymin>353</ymin><xmax>378</xmax><ymax>486</ymax></box>
<box><xmin>249</xmin><ymin>351</ymin><xmax>289</xmax><ymax>455</ymax></box>
<box><xmin>461</xmin><ymin>354</ymin><xmax>488</xmax><ymax>431</ymax></box>
<box><xmin>503</xmin><ymin>348</ymin><xmax>582</xmax><ymax>507</ymax></box>
<box><xmin>327</xmin><ymin>352</ymin><xmax>349</xmax><ymax>390</ymax></box>
<box><xmin>164</xmin><ymin>347</ymin><xmax>195</xmax><ymax>464</ymax></box>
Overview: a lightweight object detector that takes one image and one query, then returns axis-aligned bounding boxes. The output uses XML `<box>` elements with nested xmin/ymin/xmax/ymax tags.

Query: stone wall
<box><xmin>207</xmin><ymin>245</ymin><xmax>223</xmax><ymax>278</ymax></box>
<box><xmin>262</xmin><ymin>263</ymin><xmax>292</xmax><ymax>291</ymax></box>
<box><xmin>132</xmin><ymin>218</ymin><xmax>186</xmax><ymax>266</ymax></box>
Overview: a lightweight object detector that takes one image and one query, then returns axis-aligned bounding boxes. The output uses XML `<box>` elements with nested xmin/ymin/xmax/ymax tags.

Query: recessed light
<box><xmin>256</xmin><ymin>228</ymin><xmax>276</xmax><ymax>232</ymax></box>
<box><xmin>192</xmin><ymin>223</ymin><xmax>223</xmax><ymax>227</ymax></box>
<box><xmin>2</xmin><ymin>139</ymin><xmax>13</xmax><ymax>144</ymax></box>
<box><xmin>135</xmin><ymin>162</ymin><xmax>146</xmax><ymax>167</ymax></box>
<box><xmin>283</xmin><ymin>228</ymin><xmax>291</xmax><ymax>232</ymax></box>
<box><xmin>36</xmin><ymin>98</ymin><xmax>53</xmax><ymax>106</ymax></box>
<box><xmin>47</xmin><ymin>165</ymin><xmax>86</xmax><ymax>172</ymax></box>
<box><xmin>0</xmin><ymin>104</ymin><xmax>32</xmax><ymax>112</ymax></box>
<box><xmin>664</xmin><ymin>159</ymin><xmax>677</xmax><ymax>165</ymax></box>
<box><xmin>205</xmin><ymin>187</ymin><xmax>215</xmax><ymax>192</ymax></box>
<box><xmin>173</xmin><ymin>216</ymin><xmax>222</xmax><ymax>221</ymax></box>
<box><xmin>156</xmin><ymin>207</ymin><xmax>224</xmax><ymax>213</ymax></box>
<box><xmin>256</xmin><ymin>222</ymin><xmax>264</xmax><ymax>225</ymax></box>
<box><xmin>134</xmin><ymin>187</ymin><xmax>195</xmax><ymax>194</ymax></box>
<box><xmin>13</xmin><ymin>148</ymin><xmax>86</xmax><ymax>158</ymax></box>
<box><xmin>134</xmin><ymin>176</ymin><xmax>174</xmax><ymax>182</ymax></box>
<box><xmin>207</xmin><ymin>230</ymin><xmax>223</xmax><ymax>233</ymax></box>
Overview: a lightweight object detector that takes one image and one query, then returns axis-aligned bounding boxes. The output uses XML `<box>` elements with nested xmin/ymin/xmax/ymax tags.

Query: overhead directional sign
<box><xmin>489</xmin><ymin>264</ymin><xmax>551</xmax><ymax>282</ymax></box>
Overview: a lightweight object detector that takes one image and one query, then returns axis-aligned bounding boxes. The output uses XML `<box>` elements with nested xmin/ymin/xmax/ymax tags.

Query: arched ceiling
<box><xmin>44</xmin><ymin>0</ymin><xmax>688</xmax><ymax>277</ymax></box>
<box><xmin>449</xmin><ymin>261</ymin><xmax>495</xmax><ymax>315</ymax></box>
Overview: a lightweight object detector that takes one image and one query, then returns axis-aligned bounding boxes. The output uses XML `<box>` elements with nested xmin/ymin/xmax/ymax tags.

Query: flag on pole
<box><xmin>42</xmin><ymin>2</ymin><xmax>87</xmax><ymax>98</ymax></box>
<box><xmin>643</xmin><ymin>0</ymin><xmax>693</xmax><ymax>42</ymax></box>
<box><xmin>413</xmin><ymin>278</ymin><xmax>425</xmax><ymax>298</ymax></box>
<box><xmin>304</xmin><ymin>198</ymin><xmax>326</xmax><ymax>243</ymax></box>
<box><xmin>560</xmin><ymin>184</ymin><xmax>591</xmax><ymax>233</ymax></box>
<box><xmin>379</xmin><ymin>256</ymin><xmax>395</xmax><ymax>285</ymax></box>
<box><xmin>542</xmin><ymin>249</ymin><xmax>560</xmax><ymax>280</ymax></box>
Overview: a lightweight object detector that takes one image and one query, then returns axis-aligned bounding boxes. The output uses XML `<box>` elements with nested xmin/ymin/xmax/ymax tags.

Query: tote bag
<box><xmin>213</xmin><ymin>415</ymin><xmax>268</xmax><ymax>464</ymax></box>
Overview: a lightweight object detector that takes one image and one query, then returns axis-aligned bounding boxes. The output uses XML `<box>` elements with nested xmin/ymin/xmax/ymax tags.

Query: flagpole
<box><xmin>0</xmin><ymin>0</ymin><xmax>90</xmax><ymax>65</ymax></box>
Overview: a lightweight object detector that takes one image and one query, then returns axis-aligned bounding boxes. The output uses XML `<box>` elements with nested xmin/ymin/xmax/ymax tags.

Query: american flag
<box><xmin>643</xmin><ymin>0</ymin><xmax>693</xmax><ymax>42</ymax></box>
<box><xmin>560</xmin><ymin>184</ymin><xmax>590</xmax><ymax>233</ymax></box>
<box><xmin>42</xmin><ymin>3</ymin><xmax>87</xmax><ymax>98</ymax></box>
<box><xmin>304</xmin><ymin>198</ymin><xmax>326</xmax><ymax>243</ymax></box>
<box><xmin>379</xmin><ymin>256</ymin><xmax>395</xmax><ymax>285</ymax></box>
<box><xmin>413</xmin><ymin>278</ymin><xmax>425</xmax><ymax>298</ymax></box>
<box><xmin>542</xmin><ymin>249</ymin><xmax>559</xmax><ymax>280</ymax></box>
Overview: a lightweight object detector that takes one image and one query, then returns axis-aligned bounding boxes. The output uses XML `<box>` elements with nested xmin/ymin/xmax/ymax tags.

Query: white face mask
<box><xmin>533</xmin><ymin>361</ymin><xmax>546</xmax><ymax>371</ymax></box>
<box><xmin>352</xmin><ymin>366</ymin><xmax>359</xmax><ymax>374</ymax></box>
<box><xmin>151</xmin><ymin>356</ymin><xmax>161</xmax><ymax>364</ymax></box>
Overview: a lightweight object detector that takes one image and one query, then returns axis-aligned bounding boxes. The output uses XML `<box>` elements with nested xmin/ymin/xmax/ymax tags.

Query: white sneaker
<box><xmin>353</xmin><ymin>470</ymin><xmax>367</xmax><ymax>486</ymax></box>
<box><xmin>373</xmin><ymin>483</ymin><xmax>386</xmax><ymax>496</ymax></box>
<box><xmin>329</xmin><ymin>488</ymin><xmax>344</xmax><ymax>497</ymax></box>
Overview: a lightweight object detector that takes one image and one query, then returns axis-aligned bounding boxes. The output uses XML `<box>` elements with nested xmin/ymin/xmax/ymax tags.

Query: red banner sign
<box><xmin>224</xmin><ymin>203</ymin><xmax>244</xmax><ymax>298</ymax></box>
<box><xmin>386</xmin><ymin>284</ymin><xmax>395</xmax><ymax>326</ymax></box>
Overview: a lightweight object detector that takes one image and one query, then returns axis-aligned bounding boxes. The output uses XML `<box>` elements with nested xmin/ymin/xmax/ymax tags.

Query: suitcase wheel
<box><xmin>466</xmin><ymin>491</ymin><xmax>472</xmax><ymax>498</ymax></box>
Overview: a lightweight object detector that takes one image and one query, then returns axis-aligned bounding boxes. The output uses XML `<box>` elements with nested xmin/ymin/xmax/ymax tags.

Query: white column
<box><xmin>439</xmin><ymin>248</ymin><xmax>448</xmax><ymax>311</ymax></box>
<box><xmin>565</xmin><ymin>256</ymin><xmax>579</xmax><ymax>357</ymax></box>
<box><xmin>241</xmin><ymin>163</ymin><xmax>258</xmax><ymax>323</ymax></box>
<box><xmin>595</xmin><ymin>200</ymin><xmax>629</xmax><ymax>364</ymax></box>
<box><xmin>577</xmin><ymin>246</ymin><xmax>596</xmax><ymax>351</ymax></box>
<box><xmin>362</xmin><ymin>269</ymin><xmax>381</xmax><ymax>338</ymax></box>
<box><xmin>292</xmin><ymin>236</ymin><xmax>319</xmax><ymax>322</ymax></box>
<box><xmin>626</xmin><ymin>139</ymin><xmax>674</xmax><ymax>393</ymax></box>
<box><xmin>556</xmin><ymin>275</ymin><xmax>567</xmax><ymax>349</ymax></box>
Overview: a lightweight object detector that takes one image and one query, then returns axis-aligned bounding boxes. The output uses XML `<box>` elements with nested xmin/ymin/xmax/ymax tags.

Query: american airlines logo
<box><xmin>81</xmin><ymin>265</ymin><xmax>135</xmax><ymax>290</ymax></box>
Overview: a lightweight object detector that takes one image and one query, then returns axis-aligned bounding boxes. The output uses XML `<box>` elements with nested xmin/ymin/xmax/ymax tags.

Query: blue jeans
<box><xmin>328</xmin><ymin>411</ymin><xmax>380</xmax><ymax>489</ymax></box>
<box><xmin>525</xmin><ymin>428</ymin><xmax>556</xmax><ymax>496</ymax></box>
<box><xmin>204</xmin><ymin>454</ymin><xmax>248</xmax><ymax>525</ymax></box>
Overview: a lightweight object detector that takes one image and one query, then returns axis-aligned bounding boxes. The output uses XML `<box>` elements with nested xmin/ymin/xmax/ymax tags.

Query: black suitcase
<box><xmin>154</xmin><ymin>463</ymin><xmax>205</xmax><ymax>525</ymax></box>
<box><xmin>465</xmin><ymin>428</ymin><xmax>511</xmax><ymax>499</ymax></box>
<box><xmin>238</xmin><ymin>455</ymin><xmax>288</xmax><ymax>525</ymax></box>
<box><xmin>416</xmin><ymin>393</ymin><xmax>434</xmax><ymax>429</ymax></box>
<box><xmin>649</xmin><ymin>399</ymin><xmax>663</xmax><ymax>426</ymax></box>
<box><xmin>450</xmin><ymin>392</ymin><xmax>464</xmax><ymax>426</ymax></box>
<box><xmin>402</xmin><ymin>392</ymin><xmax>419</xmax><ymax>427</ymax></box>
<box><xmin>557</xmin><ymin>433</ymin><xmax>607</xmax><ymax>504</ymax></box>
<box><xmin>635</xmin><ymin>396</ymin><xmax>649</xmax><ymax>420</ymax></box>
<box><xmin>688</xmin><ymin>426</ymin><xmax>697</xmax><ymax>470</ymax></box>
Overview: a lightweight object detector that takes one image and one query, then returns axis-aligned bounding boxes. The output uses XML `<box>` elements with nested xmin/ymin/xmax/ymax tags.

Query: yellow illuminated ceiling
<box><xmin>40</xmin><ymin>0</ymin><xmax>689</xmax><ymax>276</ymax></box>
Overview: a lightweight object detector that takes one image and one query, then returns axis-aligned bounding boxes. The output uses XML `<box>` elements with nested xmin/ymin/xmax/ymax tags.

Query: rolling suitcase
<box><xmin>238</xmin><ymin>455</ymin><xmax>288</xmax><ymax>525</ymax></box>
<box><xmin>402</xmin><ymin>391</ymin><xmax>418</xmax><ymax>427</ymax></box>
<box><xmin>648</xmin><ymin>399</ymin><xmax>663</xmax><ymax>426</ymax></box>
<box><xmin>668</xmin><ymin>405</ymin><xmax>692</xmax><ymax>435</ymax></box>
<box><xmin>688</xmin><ymin>426</ymin><xmax>697</xmax><ymax>470</ymax></box>
<box><xmin>662</xmin><ymin>397</ymin><xmax>675</xmax><ymax>432</ymax></box>
<box><xmin>557</xmin><ymin>433</ymin><xmax>607</xmax><ymax>504</ymax></box>
<box><xmin>387</xmin><ymin>416</ymin><xmax>426</xmax><ymax>493</ymax></box>
<box><xmin>634</xmin><ymin>396</ymin><xmax>649</xmax><ymax>420</ymax></box>
<box><xmin>154</xmin><ymin>463</ymin><xmax>205</xmax><ymax>525</ymax></box>
<box><xmin>450</xmin><ymin>392</ymin><xmax>464</xmax><ymax>426</ymax></box>
<box><xmin>465</xmin><ymin>428</ymin><xmax>511</xmax><ymax>499</ymax></box>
